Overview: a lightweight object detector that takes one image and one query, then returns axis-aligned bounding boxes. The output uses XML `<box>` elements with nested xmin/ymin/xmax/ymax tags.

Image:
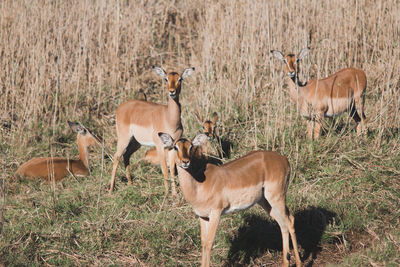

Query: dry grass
<box><xmin>1</xmin><ymin>0</ymin><xmax>400</xmax><ymax>266</ymax></box>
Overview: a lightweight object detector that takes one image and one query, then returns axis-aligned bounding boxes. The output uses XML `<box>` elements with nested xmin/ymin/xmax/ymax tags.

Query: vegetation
<box><xmin>1</xmin><ymin>0</ymin><xmax>399</xmax><ymax>266</ymax></box>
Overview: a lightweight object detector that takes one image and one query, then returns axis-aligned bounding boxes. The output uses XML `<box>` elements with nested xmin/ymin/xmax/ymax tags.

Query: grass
<box><xmin>1</xmin><ymin>0</ymin><xmax>400</xmax><ymax>266</ymax></box>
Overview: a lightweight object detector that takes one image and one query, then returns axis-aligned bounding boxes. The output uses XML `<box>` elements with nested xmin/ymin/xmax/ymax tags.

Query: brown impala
<box><xmin>15</xmin><ymin>122</ymin><xmax>100</xmax><ymax>181</ymax></box>
<box><xmin>158</xmin><ymin>132</ymin><xmax>302</xmax><ymax>267</ymax></box>
<box><xmin>109</xmin><ymin>66</ymin><xmax>195</xmax><ymax>195</ymax></box>
<box><xmin>271</xmin><ymin>48</ymin><xmax>367</xmax><ymax>139</ymax></box>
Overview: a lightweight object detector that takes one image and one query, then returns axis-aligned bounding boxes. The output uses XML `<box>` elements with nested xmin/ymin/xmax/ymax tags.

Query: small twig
<box><xmin>158</xmin><ymin>193</ymin><xmax>168</xmax><ymax>212</ymax></box>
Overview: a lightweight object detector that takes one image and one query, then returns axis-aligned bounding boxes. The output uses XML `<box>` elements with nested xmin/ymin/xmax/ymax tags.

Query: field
<box><xmin>1</xmin><ymin>0</ymin><xmax>400</xmax><ymax>266</ymax></box>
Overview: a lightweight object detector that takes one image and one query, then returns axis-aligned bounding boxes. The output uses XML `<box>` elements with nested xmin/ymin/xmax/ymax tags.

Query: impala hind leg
<box><xmin>354</xmin><ymin>97</ymin><xmax>367</xmax><ymax>135</ymax></box>
<box><xmin>260</xmin><ymin>196</ymin><xmax>301</xmax><ymax>267</ymax></box>
<box><xmin>110</xmin><ymin>135</ymin><xmax>132</xmax><ymax>194</ymax></box>
<box><xmin>123</xmin><ymin>138</ymin><xmax>141</xmax><ymax>185</ymax></box>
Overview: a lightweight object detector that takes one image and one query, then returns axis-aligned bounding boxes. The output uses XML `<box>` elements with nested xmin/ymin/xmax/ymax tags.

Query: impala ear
<box><xmin>212</xmin><ymin>112</ymin><xmax>218</xmax><ymax>123</ymax></box>
<box><xmin>297</xmin><ymin>47</ymin><xmax>310</xmax><ymax>61</ymax></box>
<box><xmin>158</xmin><ymin>132</ymin><xmax>174</xmax><ymax>148</ymax></box>
<box><xmin>153</xmin><ymin>66</ymin><xmax>168</xmax><ymax>81</ymax></box>
<box><xmin>271</xmin><ymin>50</ymin><xmax>285</xmax><ymax>62</ymax></box>
<box><xmin>181</xmin><ymin>67</ymin><xmax>195</xmax><ymax>80</ymax></box>
<box><xmin>192</xmin><ymin>134</ymin><xmax>208</xmax><ymax>147</ymax></box>
<box><xmin>68</xmin><ymin>121</ymin><xmax>86</xmax><ymax>135</ymax></box>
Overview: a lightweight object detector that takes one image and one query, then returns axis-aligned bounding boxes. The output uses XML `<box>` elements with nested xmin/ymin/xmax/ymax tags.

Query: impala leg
<box><xmin>263</xmin><ymin>189</ymin><xmax>302</xmax><ymax>267</ymax></box>
<box><xmin>306</xmin><ymin>120</ymin><xmax>313</xmax><ymax>140</ymax></box>
<box><xmin>199</xmin><ymin>217</ymin><xmax>209</xmax><ymax>266</ymax></box>
<box><xmin>203</xmin><ymin>211</ymin><xmax>221</xmax><ymax>267</ymax></box>
<box><xmin>288</xmin><ymin>213</ymin><xmax>302</xmax><ymax>267</ymax></box>
<box><xmin>156</xmin><ymin>144</ymin><xmax>169</xmax><ymax>194</ymax></box>
<box><xmin>168</xmin><ymin>149</ymin><xmax>177</xmax><ymax>196</ymax></box>
<box><xmin>313</xmin><ymin>114</ymin><xmax>324</xmax><ymax>139</ymax></box>
<box><xmin>110</xmin><ymin>135</ymin><xmax>132</xmax><ymax>194</ymax></box>
<box><xmin>355</xmin><ymin>97</ymin><xmax>367</xmax><ymax>135</ymax></box>
<box><xmin>123</xmin><ymin>138</ymin><xmax>141</xmax><ymax>185</ymax></box>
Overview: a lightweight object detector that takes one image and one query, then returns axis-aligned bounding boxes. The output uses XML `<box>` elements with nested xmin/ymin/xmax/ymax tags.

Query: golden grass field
<box><xmin>1</xmin><ymin>0</ymin><xmax>399</xmax><ymax>266</ymax></box>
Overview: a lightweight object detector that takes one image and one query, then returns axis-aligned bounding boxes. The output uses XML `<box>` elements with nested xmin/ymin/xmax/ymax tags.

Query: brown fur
<box><xmin>15</xmin><ymin>122</ymin><xmax>99</xmax><ymax>181</ymax></box>
<box><xmin>109</xmin><ymin>67</ymin><xmax>195</xmax><ymax>195</ymax></box>
<box><xmin>271</xmin><ymin>49</ymin><xmax>367</xmax><ymax>139</ymax></box>
<box><xmin>158</xmin><ymin>133</ymin><xmax>302</xmax><ymax>267</ymax></box>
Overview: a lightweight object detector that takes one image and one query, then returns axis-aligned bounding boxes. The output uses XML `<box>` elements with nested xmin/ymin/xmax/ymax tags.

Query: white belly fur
<box><xmin>222</xmin><ymin>183</ymin><xmax>263</xmax><ymax>215</ymax></box>
<box><xmin>129</xmin><ymin>124</ymin><xmax>155</xmax><ymax>146</ymax></box>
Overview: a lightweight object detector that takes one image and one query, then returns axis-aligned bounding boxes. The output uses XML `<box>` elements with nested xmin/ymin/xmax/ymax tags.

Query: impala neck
<box><xmin>176</xmin><ymin>157</ymin><xmax>208</xmax><ymax>202</ymax></box>
<box><xmin>286</xmin><ymin>76</ymin><xmax>307</xmax><ymax>103</ymax></box>
<box><xmin>167</xmin><ymin>96</ymin><xmax>182</xmax><ymax>125</ymax></box>
<box><xmin>291</xmin><ymin>74</ymin><xmax>307</xmax><ymax>87</ymax></box>
<box><xmin>77</xmin><ymin>136</ymin><xmax>89</xmax><ymax>170</ymax></box>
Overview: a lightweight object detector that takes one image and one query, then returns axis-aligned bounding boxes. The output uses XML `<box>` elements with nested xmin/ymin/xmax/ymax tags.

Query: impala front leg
<box><xmin>199</xmin><ymin>216</ymin><xmax>209</xmax><ymax>266</ymax></box>
<box><xmin>168</xmin><ymin>149</ymin><xmax>177</xmax><ymax>196</ymax></box>
<box><xmin>156</xmin><ymin>144</ymin><xmax>170</xmax><ymax>194</ymax></box>
<box><xmin>203</xmin><ymin>211</ymin><xmax>221</xmax><ymax>267</ymax></box>
<box><xmin>306</xmin><ymin>120</ymin><xmax>314</xmax><ymax>140</ymax></box>
<box><xmin>313</xmin><ymin>113</ymin><xmax>324</xmax><ymax>140</ymax></box>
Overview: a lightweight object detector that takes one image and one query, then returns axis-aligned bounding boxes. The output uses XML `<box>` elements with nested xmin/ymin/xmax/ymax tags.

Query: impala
<box><xmin>193</xmin><ymin>111</ymin><xmax>221</xmax><ymax>158</ymax></box>
<box><xmin>158</xmin><ymin>132</ymin><xmax>302</xmax><ymax>267</ymax></box>
<box><xmin>15</xmin><ymin>121</ymin><xmax>100</xmax><ymax>181</ymax></box>
<box><xmin>109</xmin><ymin>66</ymin><xmax>195</xmax><ymax>195</ymax></box>
<box><xmin>271</xmin><ymin>48</ymin><xmax>367</xmax><ymax>139</ymax></box>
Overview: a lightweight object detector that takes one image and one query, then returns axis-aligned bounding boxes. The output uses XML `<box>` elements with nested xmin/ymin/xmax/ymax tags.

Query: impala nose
<box><xmin>181</xmin><ymin>160</ymin><xmax>190</xmax><ymax>169</ymax></box>
<box><xmin>288</xmin><ymin>71</ymin><xmax>295</xmax><ymax>78</ymax></box>
<box><xmin>169</xmin><ymin>91</ymin><xmax>176</xmax><ymax>98</ymax></box>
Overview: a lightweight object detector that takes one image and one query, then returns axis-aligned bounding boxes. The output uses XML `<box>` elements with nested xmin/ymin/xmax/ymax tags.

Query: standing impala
<box><xmin>15</xmin><ymin>121</ymin><xmax>100</xmax><ymax>181</ymax></box>
<box><xmin>158</xmin><ymin>132</ymin><xmax>302</xmax><ymax>267</ymax></box>
<box><xmin>271</xmin><ymin>48</ymin><xmax>367</xmax><ymax>139</ymax></box>
<box><xmin>109</xmin><ymin>66</ymin><xmax>195</xmax><ymax>195</ymax></box>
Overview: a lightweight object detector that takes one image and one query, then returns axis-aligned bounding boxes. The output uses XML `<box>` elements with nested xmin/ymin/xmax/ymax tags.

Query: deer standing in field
<box><xmin>158</xmin><ymin>132</ymin><xmax>302</xmax><ymax>267</ymax></box>
<box><xmin>15</xmin><ymin>122</ymin><xmax>100</xmax><ymax>181</ymax></box>
<box><xmin>109</xmin><ymin>66</ymin><xmax>195</xmax><ymax>195</ymax></box>
<box><xmin>271</xmin><ymin>48</ymin><xmax>367</xmax><ymax>139</ymax></box>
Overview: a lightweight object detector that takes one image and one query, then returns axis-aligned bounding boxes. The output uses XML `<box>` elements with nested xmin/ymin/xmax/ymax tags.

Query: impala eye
<box><xmin>174</xmin><ymin>145</ymin><xmax>178</xmax><ymax>151</ymax></box>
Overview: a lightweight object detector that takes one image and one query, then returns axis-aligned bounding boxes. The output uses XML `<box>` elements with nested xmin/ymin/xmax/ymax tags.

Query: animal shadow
<box><xmin>225</xmin><ymin>206</ymin><xmax>336</xmax><ymax>267</ymax></box>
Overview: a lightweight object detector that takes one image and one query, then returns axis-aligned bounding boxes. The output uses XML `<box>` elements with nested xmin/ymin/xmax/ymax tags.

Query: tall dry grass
<box><xmin>1</xmin><ymin>0</ymin><xmax>399</xmax><ymax>161</ymax></box>
<box><xmin>1</xmin><ymin>0</ymin><xmax>400</xmax><ymax>265</ymax></box>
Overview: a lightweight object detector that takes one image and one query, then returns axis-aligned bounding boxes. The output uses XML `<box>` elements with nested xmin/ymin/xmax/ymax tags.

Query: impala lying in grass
<box><xmin>109</xmin><ymin>66</ymin><xmax>195</xmax><ymax>195</ymax></box>
<box><xmin>158</xmin><ymin>132</ymin><xmax>302</xmax><ymax>267</ymax></box>
<box><xmin>15</xmin><ymin>121</ymin><xmax>100</xmax><ymax>181</ymax></box>
<box><xmin>271</xmin><ymin>48</ymin><xmax>367</xmax><ymax>139</ymax></box>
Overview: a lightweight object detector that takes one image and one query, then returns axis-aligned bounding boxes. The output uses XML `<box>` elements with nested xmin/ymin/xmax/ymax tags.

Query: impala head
<box><xmin>195</xmin><ymin>112</ymin><xmax>218</xmax><ymax>141</ymax></box>
<box><xmin>153</xmin><ymin>66</ymin><xmax>195</xmax><ymax>99</ymax></box>
<box><xmin>158</xmin><ymin>132</ymin><xmax>208</xmax><ymax>169</ymax></box>
<box><xmin>68</xmin><ymin>121</ymin><xmax>101</xmax><ymax>147</ymax></box>
<box><xmin>271</xmin><ymin>48</ymin><xmax>310</xmax><ymax>78</ymax></box>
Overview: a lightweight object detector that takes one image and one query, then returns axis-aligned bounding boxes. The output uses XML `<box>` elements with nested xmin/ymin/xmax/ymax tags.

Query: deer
<box><xmin>271</xmin><ymin>48</ymin><xmax>367</xmax><ymax>139</ymax></box>
<box><xmin>15</xmin><ymin>121</ymin><xmax>100</xmax><ymax>181</ymax></box>
<box><xmin>143</xmin><ymin>111</ymin><xmax>220</xmax><ymax>164</ymax></box>
<box><xmin>109</xmin><ymin>66</ymin><xmax>195</xmax><ymax>195</ymax></box>
<box><xmin>193</xmin><ymin>111</ymin><xmax>222</xmax><ymax>159</ymax></box>
<box><xmin>158</xmin><ymin>132</ymin><xmax>302</xmax><ymax>267</ymax></box>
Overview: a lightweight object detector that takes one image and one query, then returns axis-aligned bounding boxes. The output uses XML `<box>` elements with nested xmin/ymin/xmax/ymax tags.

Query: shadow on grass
<box><xmin>225</xmin><ymin>206</ymin><xmax>336</xmax><ymax>267</ymax></box>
